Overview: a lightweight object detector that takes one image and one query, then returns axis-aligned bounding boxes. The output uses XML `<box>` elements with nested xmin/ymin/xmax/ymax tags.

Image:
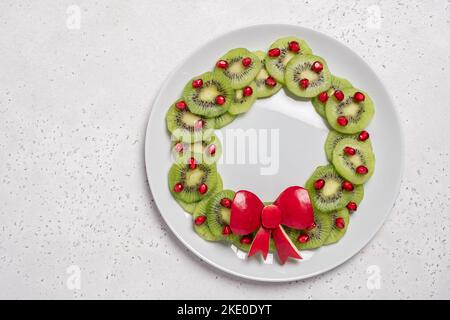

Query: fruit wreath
<box><xmin>165</xmin><ymin>36</ymin><xmax>375</xmax><ymax>265</ymax></box>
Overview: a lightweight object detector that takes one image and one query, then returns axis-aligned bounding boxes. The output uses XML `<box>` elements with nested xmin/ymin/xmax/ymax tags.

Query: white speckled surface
<box><xmin>0</xmin><ymin>0</ymin><xmax>449</xmax><ymax>299</ymax></box>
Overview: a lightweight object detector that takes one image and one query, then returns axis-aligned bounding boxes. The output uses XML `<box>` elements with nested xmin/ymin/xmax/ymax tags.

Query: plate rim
<box><xmin>144</xmin><ymin>23</ymin><xmax>405</xmax><ymax>282</ymax></box>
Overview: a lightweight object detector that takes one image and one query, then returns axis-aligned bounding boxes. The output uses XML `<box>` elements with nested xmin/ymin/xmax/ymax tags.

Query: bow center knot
<box><xmin>261</xmin><ymin>205</ymin><xmax>282</xmax><ymax>229</ymax></box>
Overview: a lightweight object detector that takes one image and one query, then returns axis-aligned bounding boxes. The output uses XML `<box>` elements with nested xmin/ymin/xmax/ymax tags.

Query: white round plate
<box><xmin>145</xmin><ymin>24</ymin><xmax>404</xmax><ymax>282</ymax></box>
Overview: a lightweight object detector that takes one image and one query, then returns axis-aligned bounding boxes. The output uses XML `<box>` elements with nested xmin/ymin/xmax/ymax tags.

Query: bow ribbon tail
<box><xmin>248</xmin><ymin>227</ymin><xmax>271</xmax><ymax>260</ymax></box>
<box><xmin>272</xmin><ymin>225</ymin><xmax>302</xmax><ymax>265</ymax></box>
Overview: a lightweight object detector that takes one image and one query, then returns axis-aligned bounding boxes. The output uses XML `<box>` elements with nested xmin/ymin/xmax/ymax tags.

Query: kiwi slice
<box><xmin>206</xmin><ymin>190</ymin><xmax>235</xmax><ymax>239</ymax></box>
<box><xmin>285</xmin><ymin>54</ymin><xmax>332</xmax><ymax>98</ymax></box>
<box><xmin>183</xmin><ymin>71</ymin><xmax>233</xmax><ymax>118</ymax></box>
<box><xmin>332</xmin><ymin>138</ymin><xmax>375</xmax><ymax>184</ymax></box>
<box><xmin>324</xmin><ymin>130</ymin><xmax>373</xmax><ymax>162</ymax></box>
<box><xmin>229</xmin><ymin>81</ymin><xmax>257</xmax><ymax>115</ymax></box>
<box><xmin>172</xmin><ymin>134</ymin><xmax>222</xmax><ymax>165</ymax></box>
<box><xmin>168</xmin><ymin>157</ymin><xmax>218</xmax><ymax>203</ymax></box>
<box><xmin>312</xmin><ymin>76</ymin><xmax>352</xmax><ymax>118</ymax></box>
<box><xmin>265</xmin><ymin>36</ymin><xmax>312</xmax><ymax>84</ymax></box>
<box><xmin>192</xmin><ymin>197</ymin><xmax>221</xmax><ymax>242</ymax></box>
<box><xmin>324</xmin><ymin>209</ymin><xmax>350</xmax><ymax>245</ymax></box>
<box><xmin>214</xmin><ymin>48</ymin><xmax>262</xmax><ymax>89</ymax></box>
<box><xmin>177</xmin><ymin>173</ymin><xmax>223</xmax><ymax>214</ymax></box>
<box><xmin>166</xmin><ymin>100</ymin><xmax>214</xmax><ymax>143</ymax></box>
<box><xmin>253</xmin><ymin>50</ymin><xmax>282</xmax><ymax>98</ymax></box>
<box><xmin>214</xmin><ymin>112</ymin><xmax>236</xmax><ymax>129</ymax></box>
<box><xmin>325</xmin><ymin>87</ymin><xmax>375</xmax><ymax>134</ymax></box>
<box><xmin>287</xmin><ymin>210</ymin><xmax>332</xmax><ymax>250</ymax></box>
<box><xmin>305</xmin><ymin>165</ymin><xmax>352</xmax><ymax>212</ymax></box>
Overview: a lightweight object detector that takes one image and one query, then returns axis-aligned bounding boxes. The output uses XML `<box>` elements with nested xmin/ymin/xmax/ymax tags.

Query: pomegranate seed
<box><xmin>194</xmin><ymin>216</ymin><xmax>206</xmax><ymax>225</ymax></box>
<box><xmin>344</xmin><ymin>146</ymin><xmax>356</xmax><ymax>155</ymax></box>
<box><xmin>188</xmin><ymin>157</ymin><xmax>197</xmax><ymax>170</ymax></box>
<box><xmin>288</xmin><ymin>41</ymin><xmax>300</xmax><ymax>53</ymax></box>
<box><xmin>242</xmin><ymin>57</ymin><xmax>252</xmax><ymax>67</ymax></box>
<box><xmin>207</xmin><ymin>144</ymin><xmax>216</xmax><ymax>155</ymax></box>
<box><xmin>192</xmin><ymin>79</ymin><xmax>203</xmax><ymax>88</ymax></box>
<box><xmin>243</xmin><ymin>86</ymin><xmax>253</xmax><ymax>97</ymax></box>
<box><xmin>306</xmin><ymin>222</ymin><xmax>317</xmax><ymax>231</ymax></box>
<box><xmin>314</xmin><ymin>179</ymin><xmax>325</xmax><ymax>190</ymax></box>
<box><xmin>265</xmin><ymin>76</ymin><xmax>277</xmax><ymax>87</ymax></box>
<box><xmin>173</xmin><ymin>183</ymin><xmax>183</xmax><ymax>193</ymax></box>
<box><xmin>194</xmin><ymin>119</ymin><xmax>204</xmax><ymax>130</ymax></box>
<box><xmin>337</xmin><ymin>116</ymin><xmax>348</xmax><ymax>126</ymax></box>
<box><xmin>353</xmin><ymin>92</ymin><xmax>365</xmax><ymax>102</ymax></box>
<box><xmin>346</xmin><ymin>202</ymin><xmax>358</xmax><ymax>211</ymax></box>
<box><xmin>342</xmin><ymin>181</ymin><xmax>354</xmax><ymax>192</ymax></box>
<box><xmin>318</xmin><ymin>92</ymin><xmax>328</xmax><ymax>103</ymax></box>
<box><xmin>311</xmin><ymin>61</ymin><xmax>323</xmax><ymax>73</ymax></box>
<box><xmin>198</xmin><ymin>183</ymin><xmax>208</xmax><ymax>194</ymax></box>
<box><xmin>335</xmin><ymin>217</ymin><xmax>345</xmax><ymax>229</ymax></box>
<box><xmin>298</xmin><ymin>234</ymin><xmax>310</xmax><ymax>243</ymax></box>
<box><xmin>220</xmin><ymin>198</ymin><xmax>232</xmax><ymax>208</ymax></box>
<box><xmin>174</xmin><ymin>142</ymin><xmax>184</xmax><ymax>153</ymax></box>
<box><xmin>356</xmin><ymin>165</ymin><xmax>368</xmax><ymax>175</ymax></box>
<box><xmin>358</xmin><ymin>130</ymin><xmax>370</xmax><ymax>141</ymax></box>
<box><xmin>175</xmin><ymin>100</ymin><xmax>187</xmax><ymax>110</ymax></box>
<box><xmin>215</xmin><ymin>95</ymin><xmax>226</xmax><ymax>105</ymax></box>
<box><xmin>222</xmin><ymin>225</ymin><xmax>232</xmax><ymax>235</ymax></box>
<box><xmin>299</xmin><ymin>78</ymin><xmax>309</xmax><ymax>89</ymax></box>
<box><xmin>216</xmin><ymin>60</ymin><xmax>228</xmax><ymax>69</ymax></box>
<box><xmin>268</xmin><ymin>48</ymin><xmax>281</xmax><ymax>57</ymax></box>
<box><xmin>334</xmin><ymin>90</ymin><xmax>344</xmax><ymax>101</ymax></box>
<box><xmin>240</xmin><ymin>236</ymin><xmax>252</xmax><ymax>245</ymax></box>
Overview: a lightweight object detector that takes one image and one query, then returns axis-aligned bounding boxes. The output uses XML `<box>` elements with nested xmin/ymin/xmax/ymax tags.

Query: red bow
<box><xmin>230</xmin><ymin>186</ymin><xmax>314</xmax><ymax>264</ymax></box>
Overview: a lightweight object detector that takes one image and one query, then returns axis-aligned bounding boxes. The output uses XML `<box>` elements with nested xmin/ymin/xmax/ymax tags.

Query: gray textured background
<box><xmin>0</xmin><ymin>0</ymin><xmax>449</xmax><ymax>299</ymax></box>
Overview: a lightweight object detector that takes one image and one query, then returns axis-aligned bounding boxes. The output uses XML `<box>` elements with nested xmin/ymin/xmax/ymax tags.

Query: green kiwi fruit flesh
<box><xmin>332</xmin><ymin>138</ymin><xmax>375</xmax><ymax>184</ymax></box>
<box><xmin>265</xmin><ymin>36</ymin><xmax>312</xmax><ymax>84</ymax></box>
<box><xmin>349</xmin><ymin>184</ymin><xmax>364</xmax><ymax>206</ymax></box>
<box><xmin>324</xmin><ymin>209</ymin><xmax>350</xmax><ymax>245</ymax></box>
<box><xmin>312</xmin><ymin>75</ymin><xmax>352</xmax><ymax>118</ymax></box>
<box><xmin>324</xmin><ymin>130</ymin><xmax>372</xmax><ymax>162</ymax></box>
<box><xmin>285</xmin><ymin>54</ymin><xmax>332</xmax><ymax>98</ymax></box>
<box><xmin>253</xmin><ymin>50</ymin><xmax>282</xmax><ymax>98</ymax></box>
<box><xmin>229</xmin><ymin>81</ymin><xmax>257</xmax><ymax>115</ymax></box>
<box><xmin>168</xmin><ymin>158</ymin><xmax>218</xmax><ymax>203</ymax></box>
<box><xmin>325</xmin><ymin>87</ymin><xmax>374</xmax><ymax>134</ymax></box>
<box><xmin>213</xmin><ymin>112</ymin><xmax>236</xmax><ymax>129</ymax></box>
<box><xmin>183</xmin><ymin>71</ymin><xmax>233</xmax><ymax>118</ymax></box>
<box><xmin>214</xmin><ymin>48</ymin><xmax>262</xmax><ymax>89</ymax></box>
<box><xmin>177</xmin><ymin>173</ymin><xmax>223</xmax><ymax>214</ymax></box>
<box><xmin>305</xmin><ymin>165</ymin><xmax>352</xmax><ymax>212</ymax></box>
<box><xmin>287</xmin><ymin>210</ymin><xmax>332</xmax><ymax>250</ymax></box>
<box><xmin>206</xmin><ymin>190</ymin><xmax>235</xmax><ymax>239</ymax></box>
<box><xmin>166</xmin><ymin>100</ymin><xmax>214</xmax><ymax>143</ymax></box>
<box><xmin>172</xmin><ymin>134</ymin><xmax>222</xmax><ymax>165</ymax></box>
